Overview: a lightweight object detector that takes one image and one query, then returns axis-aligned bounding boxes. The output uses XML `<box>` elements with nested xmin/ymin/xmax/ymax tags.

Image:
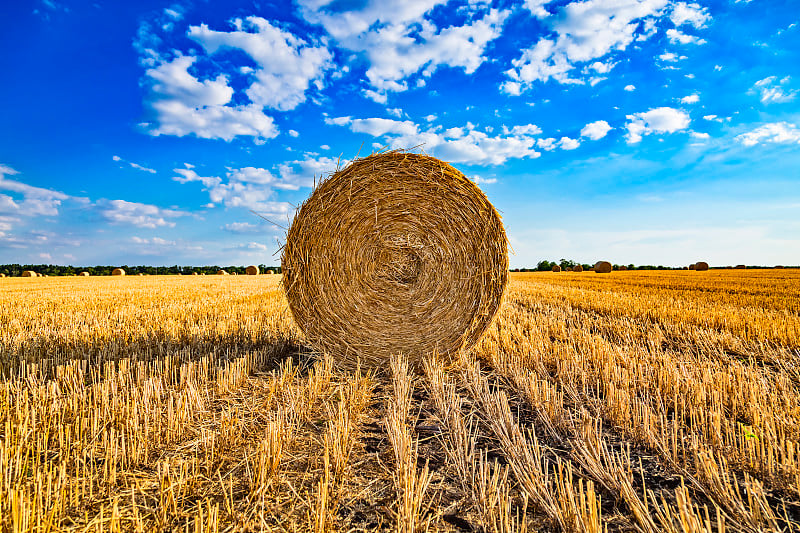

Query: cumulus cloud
<box><xmin>298</xmin><ymin>0</ymin><xmax>509</xmax><ymax>100</ymax></box>
<box><xmin>277</xmin><ymin>156</ymin><xmax>340</xmax><ymax>188</ymax></box>
<box><xmin>680</xmin><ymin>93</ymin><xmax>699</xmax><ymax>104</ymax></box>
<box><xmin>666</xmin><ymin>28</ymin><xmax>705</xmax><ymax>45</ymax></box>
<box><xmin>222</xmin><ymin>222</ymin><xmax>271</xmax><ymax>233</ymax></box>
<box><xmin>625</xmin><ymin>107</ymin><xmax>690</xmax><ymax>143</ymax></box>
<box><xmin>504</xmin><ymin>0</ymin><xmax>671</xmax><ymax>91</ymax></box>
<box><xmin>328</xmin><ymin>116</ymin><xmax>542</xmax><ymax>165</ymax></box>
<box><xmin>188</xmin><ymin>17</ymin><xmax>332</xmax><ymax>112</ymax></box>
<box><xmin>558</xmin><ymin>136</ymin><xmax>580</xmax><ymax>150</ymax></box>
<box><xmin>735</xmin><ymin>122</ymin><xmax>800</xmax><ymax>147</ymax></box>
<box><xmin>580</xmin><ymin>120</ymin><xmax>612</xmax><ymax>140</ymax></box>
<box><xmin>669</xmin><ymin>2</ymin><xmax>711</xmax><ymax>28</ymax></box>
<box><xmin>752</xmin><ymin>76</ymin><xmax>797</xmax><ymax>104</ymax></box>
<box><xmin>98</xmin><ymin>199</ymin><xmax>190</xmax><ymax>228</ymax></box>
<box><xmin>140</xmin><ymin>54</ymin><xmax>278</xmax><ymax>142</ymax></box>
<box><xmin>624</xmin><ymin>84</ymin><xmax>636</xmax><ymax>91</ymax></box>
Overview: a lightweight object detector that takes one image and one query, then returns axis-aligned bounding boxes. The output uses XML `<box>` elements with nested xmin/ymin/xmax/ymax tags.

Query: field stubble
<box><xmin>0</xmin><ymin>270</ymin><xmax>798</xmax><ymax>531</ymax></box>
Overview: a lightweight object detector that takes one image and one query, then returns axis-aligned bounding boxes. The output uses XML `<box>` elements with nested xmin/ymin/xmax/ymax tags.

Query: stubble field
<box><xmin>0</xmin><ymin>270</ymin><xmax>798</xmax><ymax>532</ymax></box>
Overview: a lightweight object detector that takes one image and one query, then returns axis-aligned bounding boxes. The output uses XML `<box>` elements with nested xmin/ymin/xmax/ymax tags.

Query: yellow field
<box><xmin>1</xmin><ymin>271</ymin><xmax>798</xmax><ymax>532</ymax></box>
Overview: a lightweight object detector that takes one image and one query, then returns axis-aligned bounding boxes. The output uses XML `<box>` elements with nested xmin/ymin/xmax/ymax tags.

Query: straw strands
<box><xmin>282</xmin><ymin>151</ymin><xmax>508</xmax><ymax>367</ymax></box>
<box><xmin>594</xmin><ymin>261</ymin><xmax>612</xmax><ymax>274</ymax></box>
<box><xmin>246</xmin><ymin>265</ymin><xmax>259</xmax><ymax>275</ymax></box>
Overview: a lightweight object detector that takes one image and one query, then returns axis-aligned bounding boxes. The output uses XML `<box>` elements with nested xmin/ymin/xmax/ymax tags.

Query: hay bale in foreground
<box><xmin>282</xmin><ymin>151</ymin><xmax>508</xmax><ymax>367</ymax></box>
<box><xmin>112</xmin><ymin>268</ymin><xmax>125</xmax><ymax>276</ymax></box>
<box><xmin>594</xmin><ymin>261</ymin><xmax>612</xmax><ymax>274</ymax></box>
<box><xmin>217</xmin><ymin>270</ymin><xmax>228</xmax><ymax>275</ymax></box>
<box><xmin>246</xmin><ymin>265</ymin><xmax>259</xmax><ymax>275</ymax></box>
<box><xmin>79</xmin><ymin>272</ymin><xmax>90</xmax><ymax>276</ymax></box>
<box><xmin>552</xmin><ymin>265</ymin><xmax>561</xmax><ymax>272</ymax></box>
<box><xmin>22</xmin><ymin>271</ymin><xmax>36</xmax><ymax>277</ymax></box>
<box><xmin>695</xmin><ymin>261</ymin><xmax>709</xmax><ymax>271</ymax></box>
<box><xmin>574</xmin><ymin>265</ymin><xmax>584</xmax><ymax>273</ymax></box>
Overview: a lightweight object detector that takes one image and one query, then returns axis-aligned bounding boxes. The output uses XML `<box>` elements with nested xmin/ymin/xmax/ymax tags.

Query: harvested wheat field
<box><xmin>1</xmin><ymin>271</ymin><xmax>799</xmax><ymax>532</ymax></box>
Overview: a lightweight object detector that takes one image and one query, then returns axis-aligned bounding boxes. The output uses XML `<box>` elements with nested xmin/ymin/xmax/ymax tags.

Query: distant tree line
<box><xmin>0</xmin><ymin>264</ymin><xmax>282</xmax><ymax>277</ymax></box>
<box><xmin>508</xmin><ymin>260</ymin><xmax>796</xmax><ymax>272</ymax></box>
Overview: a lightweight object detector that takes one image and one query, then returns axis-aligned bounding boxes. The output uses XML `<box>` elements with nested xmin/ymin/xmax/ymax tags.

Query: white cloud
<box><xmin>328</xmin><ymin>116</ymin><xmax>541</xmax><ymax>165</ymax></box>
<box><xmin>504</xmin><ymin>0</ymin><xmax>670</xmax><ymax>90</ymax></box>
<box><xmin>625</xmin><ymin>107</ymin><xmax>690</xmax><ymax>143</ymax></box>
<box><xmin>690</xmin><ymin>131</ymin><xmax>710</xmax><ymax>139</ymax></box>
<box><xmin>113</xmin><ymin>155</ymin><xmax>156</xmax><ymax>173</ymax></box>
<box><xmin>141</xmin><ymin>54</ymin><xmax>278</xmax><ymax>142</ymax></box>
<box><xmin>235</xmin><ymin>241</ymin><xmax>268</xmax><ymax>252</ymax></box>
<box><xmin>680</xmin><ymin>93</ymin><xmax>699</xmax><ymax>104</ymax></box>
<box><xmin>735</xmin><ymin>122</ymin><xmax>800</xmax><ymax>147</ymax></box>
<box><xmin>98</xmin><ymin>199</ymin><xmax>190</xmax><ymax>228</ymax></box>
<box><xmin>659</xmin><ymin>52</ymin><xmax>680</xmax><ymax>62</ymax></box>
<box><xmin>288</xmin><ymin>129</ymin><xmax>300</xmax><ymax>138</ymax></box>
<box><xmin>624</xmin><ymin>84</ymin><xmax>636</xmax><ymax>91</ymax></box>
<box><xmin>559</xmin><ymin>136</ymin><xmax>581</xmax><ymax>150</ymax></box>
<box><xmin>669</xmin><ymin>2</ymin><xmax>711</xmax><ymax>28</ymax></box>
<box><xmin>752</xmin><ymin>76</ymin><xmax>797</xmax><ymax>104</ymax></box>
<box><xmin>298</xmin><ymin>0</ymin><xmax>509</xmax><ymax>100</ymax></box>
<box><xmin>666</xmin><ymin>28</ymin><xmax>705</xmax><ymax>45</ymax></box>
<box><xmin>524</xmin><ymin>0</ymin><xmax>555</xmax><ymax>18</ymax></box>
<box><xmin>187</xmin><ymin>16</ymin><xmax>332</xmax><ymax>111</ymax></box>
<box><xmin>580</xmin><ymin>120</ymin><xmax>612</xmax><ymax>140</ymax></box>
<box><xmin>131</xmin><ymin>236</ymin><xmax>177</xmax><ymax>246</ymax></box>
<box><xmin>0</xmin><ymin>164</ymin><xmax>79</xmax><ymax>217</ymax></box>
<box><xmin>536</xmin><ymin>137</ymin><xmax>557</xmax><ymax>151</ymax></box>
<box><xmin>277</xmin><ymin>156</ymin><xmax>340</xmax><ymax>188</ymax></box>
<box><xmin>222</xmin><ymin>222</ymin><xmax>269</xmax><ymax>233</ymax></box>
<box><xmin>172</xmin><ymin>168</ymin><xmax>222</xmax><ymax>188</ymax></box>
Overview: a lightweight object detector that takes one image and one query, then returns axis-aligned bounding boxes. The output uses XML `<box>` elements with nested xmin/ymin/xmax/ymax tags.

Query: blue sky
<box><xmin>1</xmin><ymin>0</ymin><xmax>798</xmax><ymax>268</ymax></box>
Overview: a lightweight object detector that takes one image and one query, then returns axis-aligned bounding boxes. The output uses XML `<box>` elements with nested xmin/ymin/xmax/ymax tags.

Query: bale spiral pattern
<box><xmin>282</xmin><ymin>152</ymin><xmax>508</xmax><ymax>367</ymax></box>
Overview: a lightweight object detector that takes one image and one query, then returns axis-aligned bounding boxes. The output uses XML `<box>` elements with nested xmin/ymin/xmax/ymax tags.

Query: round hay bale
<box><xmin>22</xmin><ymin>270</ymin><xmax>37</xmax><ymax>277</ymax></box>
<box><xmin>695</xmin><ymin>261</ymin><xmax>709</xmax><ymax>271</ymax></box>
<box><xmin>574</xmin><ymin>265</ymin><xmax>583</xmax><ymax>273</ymax></box>
<box><xmin>138</xmin><ymin>273</ymin><xmax>145</xmax><ymax>276</ymax></box>
<box><xmin>266</xmin><ymin>269</ymin><xmax>275</xmax><ymax>275</ymax></box>
<box><xmin>282</xmin><ymin>151</ymin><xmax>508</xmax><ymax>367</ymax></box>
<box><xmin>775</xmin><ymin>265</ymin><xmax>784</xmax><ymax>269</ymax></box>
<box><xmin>552</xmin><ymin>264</ymin><xmax>561</xmax><ymax>272</ymax></box>
<box><xmin>246</xmin><ymin>265</ymin><xmax>259</xmax><ymax>275</ymax></box>
<box><xmin>112</xmin><ymin>268</ymin><xmax>125</xmax><ymax>276</ymax></box>
<box><xmin>594</xmin><ymin>261</ymin><xmax>612</xmax><ymax>274</ymax></box>
<box><xmin>217</xmin><ymin>269</ymin><xmax>228</xmax><ymax>275</ymax></box>
<box><xmin>735</xmin><ymin>264</ymin><xmax>746</xmax><ymax>269</ymax></box>
<box><xmin>192</xmin><ymin>272</ymin><xmax>199</xmax><ymax>275</ymax></box>
<box><xmin>619</xmin><ymin>265</ymin><xmax>628</xmax><ymax>271</ymax></box>
<box><xmin>0</xmin><ymin>273</ymin><xmax>5</xmax><ymax>278</ymax></box>
<box><xmin>565</xmin><ymin>266</ymin><xmax>573</xmax><ymax>272</ymax></box>
<box><xmin>79</xmin><ymin>272</ymin><xmax>90</xmax><ymax>276</ymax></box>
<box><xmin>689</xmin><ymin>264</ymin><xmax>696</xmax><ymax>270</ymax></box>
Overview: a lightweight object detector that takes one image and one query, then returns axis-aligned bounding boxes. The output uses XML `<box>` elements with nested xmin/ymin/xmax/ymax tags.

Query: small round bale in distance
<box><xmin>79</xmin><ymin>271</ymin><xmax>90</xmax><ymax>276</ymax></box>
<box><xmin>246</xmin><ymin>265</ymin><xmax>259</xmax><ymax>275</ymax></box>
<box><xmin>112</xmin><ymin>268</ymin><xmax>125</xmax><ymax>276</ymax></box>
<box><xmin>0</xmin><ymin>273</ymin><xmax>5</xmax><ymax>278</ymax></box>
<box><xmin>574</xmin><ymin>265</ymin><xmax>583</xmax><ymax>273</ymax></box>
<box><xmin>689</xmin><ymin>264</ymin><xmax>696</xmax><ymax>270</ymax></box>
<box><xmin>266</xmin><ymin>269</ymin><xmax>275</xmax><ymax>275</ymax></box>
<box><xmin>619</xmin><ymin>265</ymin><xmax>628</xmax><ymax>271</ymax></box>
<box><xmin>695</xmin><ymin>261</ymin><xmax>709</xmax><ymax>271</ymax></box>
<box><xmin>22</xmin><ymin>271</ymin><xmax>37</xmax><ymax>277</ymax></box>
<box><xmin>594</xmin><ymin>261</ymin><xmax>612</xmax><ymax>274</ymax></box>
<box><xmin>217</xmin><ymin>269</ymin><xmax>228</xmax><ymax>275</ymax></box>
<box><xmin>282</xmin><ymin>151</ymin><xmax>508</xmax><ymax>367</ymax></box>
<box><xmin>565</xmin><ymin>266</ymin><xmax>573</xmax><ymax>272</ymax></box>
<box><xmin>775</xmin><ymin>265</ymin><xmax>785</xmax><ymax>269</ymax></box>
<box><xmin>552</xmin><ymin>265</ymin><xmax>561</xmax><ymax>272</ymax></box>
<box><xmin>735</xmin><ymin>264</ymin><xmax>746</xmax><ymax>269</ymax></box>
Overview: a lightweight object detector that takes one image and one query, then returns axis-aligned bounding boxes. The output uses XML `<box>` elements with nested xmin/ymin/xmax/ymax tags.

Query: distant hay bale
<box><xmin>689</xmin><ymin>264</ymin><xmax>696</xmax><ymax>270</ymax></box>
<box><xmin>574</xmin><ymin>265</ymin><xmax>583</xmax><ymax>273</ymax></box>
<box><xmin>594</xmin><ymin>261</ymin><xmax>612</xmax><ymax>274</ymax></box>
<box><xmin>22</xmin><ymin>271</ymin><xmax>36</xmax><ymax>277</ymax></box>
<box><xmin>79</xmin><ymin>272</ymin><xmax>90</xmax><ymax>276</ymax></box>
<box><xmin>619</xmin><ymin>265</ymin><xmax>628</xmax><ymax>271</ymax></box>
<box><xmin>695</xmin><ymin>261</ymin><xmax>709</xmax><ymax>271</ymax></box>
<box><xmin>246</xmin><ymin>265</ymin><xmax>259</xmax><ymax>275</ymax></box>
<box><xmin>217</xmin><ymin>270</ymin><xmax>228</xmax><ymax>275</ymax></box>
<box><xmin>266</xmin><ymin>269</ymin><xmax>275</xmax><ymax>275</ymax></box>
<box><xmin>0</xmin><ymin>273</ymin><xmax>5</xmax><ymax>278</ymax></box>
<box><xmin>112</xmin><ymin>268</ymin><xmax>125</xmax><ymax>276</ymax></box>
<box><xmin>282</xmin><ymin>151</ymin><xmax>508</xmax><ymax>368</ymax></box>
<box><xmin>565</xmin><ymin>266</ymin><xmax>573</xmax><ymax>272</ymax></box>
<box><xmin>775</xmin><ymin>265</ymin><xmax>785</xmax><ymax>269</ymax></box>
<box><xmin>552</xmin><ymin>265</ymin><xmax>561</xmax><ymax>272</ymax></box>
<box><xmin>138</xmin><ymin>273</ymin><xmax>145</xmax><ymax>276</ymax></box>
<box><xmin>735</xmin><ymin>264</ymin><xmax>746</xmax><ymax>269</ymax></box>
<box><xmin>192</xmin><ymin>272</ymin><xmax>199</xmax><ymax>275</ymax></box>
